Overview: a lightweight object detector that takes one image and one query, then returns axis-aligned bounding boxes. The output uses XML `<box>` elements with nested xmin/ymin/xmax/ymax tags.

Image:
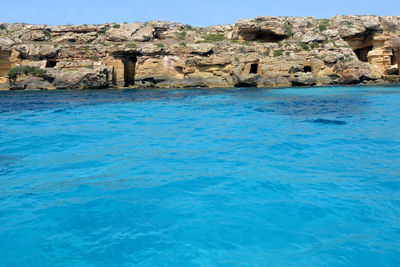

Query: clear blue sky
<box><xmin>1</xmin><ymin>0</ymin><xmax>399</xmax><ymax>26</ymax></box>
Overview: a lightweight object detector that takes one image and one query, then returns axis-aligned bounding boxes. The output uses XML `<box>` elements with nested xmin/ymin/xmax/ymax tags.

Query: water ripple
<box><xmin>1</xmin><ymin>86</ymin><xmax>400</xmax><ymax>266</ymax></box>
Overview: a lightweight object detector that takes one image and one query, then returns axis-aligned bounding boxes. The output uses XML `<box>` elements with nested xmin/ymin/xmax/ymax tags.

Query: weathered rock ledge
<box><xmin>0</xmin><ymin>15</ymin><xmax>399</xmax><ymax>90</ymax></box>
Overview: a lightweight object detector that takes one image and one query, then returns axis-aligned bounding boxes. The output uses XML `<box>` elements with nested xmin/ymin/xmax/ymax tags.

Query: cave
<box><xmin>250</xmin><ymin>63</ymin><xmax>259</xmax><ymax>74</ymax></box>
<box><xmin>46</xmin><ymin>60</ymin><xmax>59</xmax><ymax>68</ymax></box>
<box><xmin>303</xmin><ymin>66</ymin><xmax>312</xmax><ymax>73</ymax></box>
<box><xmin>0</xmin><ymin>50</ymin><xmax>11</xmax><ymax>78</ymax></box>
<box><xmin>254</xmin><ymin>30</ymin><xmax>286</xmax><ymax>42</ymax></box>
<box><xmin>240</xmin><ymin>30</ymin><xmax>286</xmax><ymax>43</ymax></box>
<box><xmin>354</xmin><ymin>46</ymin><xmax>373</xmax><ymax>62</ymax></box>
<box><xmin>391</xmin><ymin>49</ymin><xmax>397</xmax><ymax>66</ymax></box>
<box><xmin>123</xmin><ymin>56</ymin><xmax>136</xmax><ymax>87</ymax></box>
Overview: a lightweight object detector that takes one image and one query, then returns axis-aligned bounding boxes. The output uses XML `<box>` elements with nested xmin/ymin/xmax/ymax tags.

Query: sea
<box><xmin>0</xmin><ymin>86</ymin><xmax>400</xmax><ymax>266</ymax></box>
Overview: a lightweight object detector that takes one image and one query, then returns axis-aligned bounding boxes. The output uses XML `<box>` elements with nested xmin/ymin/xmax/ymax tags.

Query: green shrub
<box><xmin>43</xmin><ymin>29</ymin><xmax>51</xmax><ymax>38</ymax></box>
<box><xmin>284</xmin><ymin>23</ymin><xmax>293</xmax><ymax>35</ymax></box>
<box><xmin>156</xmin><ymin>43</ymin><xmax>165</xmax><ymax>48</ymax></box>
<box><xmin>91</xmin><ymin>56</ymin><xmax>99</xmax><ymax>61</ymax></box>
<box><xmin>299</xmin><ymin>42</ymin><xmax>310</xmax><ymax>51</ymax></box>
<box><xmin>178</xmin><ymin>30</ymin><xmax>187</xmax><ymax>40</ymax></box>
<box><xmin>273</xmin><ymin>50</ymin><xmax>283</xmax><ymax>57</ymax></box>
<box><xmin>310</xmin><ymin>41</ymin><xmax>320</xmax><ymax>49</ymax></box>
<box><xmin>0</xmin><ymin>25</ymin><xmax>5</xmax><ymax>30</ymax></box>
<box><xmin>201</xmin><ymin>33</ymin><xmax>225</xmax><ymax>43</ymax></box>
<box><xmin>7</xmin><ymin>66</ymin><xmax>47</xmax><ymax>80</ymax></box>
<box><xmin>319</xmin><ymin>19</ymin><xmax>329</xmax><ymax>32</ymax></box>
<box><xmin>126</xmin><ymin>43</ymin><xmax>137</xmax><ymax>48</ymax></box>
<box><xmin>180</xmin><ymin>42</ymin><xmax>187</xmax><ymax>47</ymax></box>
<box><xmin>113</xmin><ymin>24</ymin><xmax>121</xmax><ymax>29</ymax></box>
<box><xmin>101</xmin><ymin>27</ymin><xmax>108</xmax><ymax>34</ymax></box>
<box><xmin>330</xmin><ymin>40</ymin><xmax>339</xmax><ymax>48</ymax></box>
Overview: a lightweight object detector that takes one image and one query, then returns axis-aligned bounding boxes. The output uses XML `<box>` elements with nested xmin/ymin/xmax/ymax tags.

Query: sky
<box><xmin>1</xmin><ymin>0</ymin><xmax>399</xmax><ymax>27</ymax></box>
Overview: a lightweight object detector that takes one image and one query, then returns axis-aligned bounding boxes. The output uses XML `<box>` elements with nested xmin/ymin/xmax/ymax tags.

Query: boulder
<box><xmin>290</xmin><ymin>73</ymin><xmax>317</xmax><ymax>86</ymax></box>
<box><xmin>186</xmin><ymin>43</ymin><xmax>214</xmax><ymax>55</ymax></box>
<box><xmin>9</xmin><ymin>75</ymin><xmax>53</xmax><ymax>90</ymax></box>
<box><xmin>132</xmin><ymin>26</ymin><xmax>155</xmax><ymax>42</ymax></box>
<box><xmin>105</xmin><ymin>23</ymin><xmax>142</xmax><ymax>42</ymax></box>
<box><xmin>14</xmin><ymin>44</ymin><xmax>60</xmax><ymax>59</ymax></box>
<box><xmin>53</xmin><ymin>68</ymin><xmax>110</xmax><ymax>89</ymax></box>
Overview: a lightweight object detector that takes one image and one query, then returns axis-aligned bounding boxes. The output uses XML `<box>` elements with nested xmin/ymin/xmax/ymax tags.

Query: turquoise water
<box><xmin>1</xmin><ymin>86</ymin><xmax>400</xmax><ymax>266</ymax></box>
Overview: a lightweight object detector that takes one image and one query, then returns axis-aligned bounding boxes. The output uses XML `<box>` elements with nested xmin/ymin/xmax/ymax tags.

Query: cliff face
<box><xmin>0</xmin><ymin>15</ymin><xmax>399</xmax><ymax>90</ymax></box>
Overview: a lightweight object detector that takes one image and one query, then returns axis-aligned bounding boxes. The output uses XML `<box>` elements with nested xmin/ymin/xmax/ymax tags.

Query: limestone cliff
<box><xmin>0</xmin><ymin>15</ymin><xmax>399</xmax><ymax>90</ymax></box>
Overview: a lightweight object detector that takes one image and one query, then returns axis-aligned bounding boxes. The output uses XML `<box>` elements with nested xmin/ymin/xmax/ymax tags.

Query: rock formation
<box><xmin>0</xmin><ymin>15</ymin><xmax>399</xmax><ymax>90</ymax></box>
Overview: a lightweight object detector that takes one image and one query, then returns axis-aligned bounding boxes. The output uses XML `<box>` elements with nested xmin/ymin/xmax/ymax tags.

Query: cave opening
<box><xmin>123</xmin><ymin>56</ymin><xmax>137</xmax><ymax>87</ymax></box>
<box><xmin>0</xmin><ymin>50</ymin><xmax>11</xmax><ymax>78</ymax></box>
<box><xmin>46</xmin><ymin>60</ymin><xmax>59</xmax><ymax>68</ymax></box>
<box><xmin>354</xmin><ymin>46</ymin><xmax>373</xmax><ymax>62</ymax></box>
<box><xmin>250</xmin><ymin>63</ymin><xmax>259</xmax><ymax>74</ymax></box>
<box><xmin>391</xmin><ymin>49</ymin><xmax>397</xmax><ymax>66</ymax></box>
<box><xmin>303</xmin><ymin>66</ymin><xmax>312</xmax><ymax>73</ymax></box>
<box><xmin>254</xmin><ymin>30</ymin><xmax>286</xmax><ymax>42</ymax></box>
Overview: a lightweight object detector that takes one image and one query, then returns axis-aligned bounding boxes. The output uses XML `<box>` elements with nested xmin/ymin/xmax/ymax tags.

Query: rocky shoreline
<box><xmin>0</xmin><ymin>15</ymin><xmax>399</xmax><ymax>90</ymax></box>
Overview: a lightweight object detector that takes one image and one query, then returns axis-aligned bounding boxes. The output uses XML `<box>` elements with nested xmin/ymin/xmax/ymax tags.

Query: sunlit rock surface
<box><xmin>0</xmin><ymin>16</ymin><xmax>399</xmax><ymax>90</ymax></box>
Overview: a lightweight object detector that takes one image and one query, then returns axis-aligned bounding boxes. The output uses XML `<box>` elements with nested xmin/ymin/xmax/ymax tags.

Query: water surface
<box><xmin>1</xmin><ymin>86</ymin><xmax>400</xmax><ymax>266</ymax></box>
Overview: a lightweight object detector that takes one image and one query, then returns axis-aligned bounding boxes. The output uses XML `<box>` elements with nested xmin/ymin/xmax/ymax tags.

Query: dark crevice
<box><xmin>240</xmin><ymin>30</ymin><xmax>286</xmax><ymax>43</ymax></box>
<box><xmin>46</xmin><ymin>60</ymin><xmax>59</xmax><ymax>68</ymax></box>
<box><xmin>254</xmin><ymin>31</ymin><xmax>286</xmax><ymax>42</ymax></box>
<box><xmin>250</xmin><ymin>63</ymin><xmax>259</xmax><ymax>74</ymax></box>
<box><xmin>303</xmin><ymin>66</ymin><xmax>312</xmax><ymax>73</ymax></box>
<box><xmin>122</xmin><ymin>56</ymin><xmax>137</xmax><ymax>87</ymax></box>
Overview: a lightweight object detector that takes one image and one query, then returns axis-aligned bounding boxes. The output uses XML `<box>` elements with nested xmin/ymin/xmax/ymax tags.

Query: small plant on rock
<box><xmin>319</xmin><ymin>19</ymin><xmax>329</xmax><ymax>32</ymax></box>
<box><xmin>284</xmin><ymin>22</ymin><xmax>293</xmax><ymax>35</ymax></box>
<box><xmin>113</xmin><ymin>24</ymin><xmax>121</xmax><ymax>29</ymax></box>
<box><xmin>330</xmin><ymin>40</ymin><xmax>339</xmax><ymax>48</ymax></box>
<box><xmin>178</xmin><ymin>30</ymin><xmax>187</xmax><ymax>40</ymax></box>
<box><xmin>274</xmin><ymin>50</ymin><xmax>283</xmax><ymax>57</ymax></box>
<box><xmin>126</xmin><ymin>43</ymin><xmax>137</xmax><ymax>48</ymax></box>
<box><xmin>201</xmin><ymin>34</ymin><xmax>225</xmax><ymax>43</ymax></box>
<box><xmin>299</xmin><ymin>42</ymin><xmax>310</xmax><ymax>51</ymax></box>
<box><xmin>43</xmin><ymin>29</ymin><xmax>51</xmax><ymax>39</ymax></box>
<box><xmin>310</xmin><ymin>41</ymin><xmax>320</xmax><ymax>49</ymax></box>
